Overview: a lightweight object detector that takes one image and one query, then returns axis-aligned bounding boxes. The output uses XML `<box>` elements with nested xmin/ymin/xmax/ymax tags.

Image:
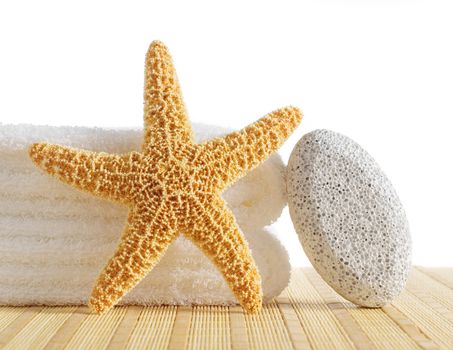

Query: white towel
<box><xmin>0</xmin><ymin>123</ymin><xmax>289</xmax><ymax>306</ymax></box>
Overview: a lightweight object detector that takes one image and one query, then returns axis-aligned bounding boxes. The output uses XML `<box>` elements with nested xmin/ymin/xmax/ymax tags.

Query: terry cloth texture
<box><xmin>0</xmin><ymin>123</ymin><xmax>289</xmax><ymax>306</ymax></box>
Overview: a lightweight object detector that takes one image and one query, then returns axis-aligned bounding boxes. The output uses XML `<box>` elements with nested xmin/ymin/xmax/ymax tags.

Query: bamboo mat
<box><xmin>0</xmin><ymin>267</ymin><xmax>451</xmax><ymax>350</ymax></box>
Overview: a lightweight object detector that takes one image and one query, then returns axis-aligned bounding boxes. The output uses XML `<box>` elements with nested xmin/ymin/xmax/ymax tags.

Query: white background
<box><xmin>1</xmin><ymin>0</ymin><xmax>452</xmax><ymax>266</ymax></box>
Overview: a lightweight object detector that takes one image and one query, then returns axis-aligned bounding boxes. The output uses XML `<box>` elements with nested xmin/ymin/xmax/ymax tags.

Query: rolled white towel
<box><xmin>0</xmin><ymin>123</ymin><xmax>289</xmax><ymax>306</ymax></box>
<box><xmin>0</xmin><ymin>123</ymin><xmax>286</xmax><ymax>230</ymax></box>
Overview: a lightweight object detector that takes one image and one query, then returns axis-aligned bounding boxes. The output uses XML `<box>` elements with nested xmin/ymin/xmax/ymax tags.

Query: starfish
<box><xmin>29</xmin><ymin>41</ymin><xmax>302</xmax><ymax>315</ymax></box>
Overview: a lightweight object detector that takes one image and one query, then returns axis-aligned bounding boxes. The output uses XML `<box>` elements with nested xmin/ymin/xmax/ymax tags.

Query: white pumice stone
<box><xmin>286</xmin><ymin>129</ymin><xmax>411</xmax><ymax>307</ymax></box>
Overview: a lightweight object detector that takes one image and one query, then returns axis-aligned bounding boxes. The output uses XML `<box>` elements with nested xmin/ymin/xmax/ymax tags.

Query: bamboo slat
<box><xmin>0</xmin><ymin>267</ymin><xmax>451</xmax><ymax>349</ymax></box>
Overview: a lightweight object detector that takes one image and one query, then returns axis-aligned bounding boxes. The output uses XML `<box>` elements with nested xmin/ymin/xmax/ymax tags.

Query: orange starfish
<box><xmin>29</xmin><ymin>41</ymin><xmax>302</xmax><ymax>314</ymax></box>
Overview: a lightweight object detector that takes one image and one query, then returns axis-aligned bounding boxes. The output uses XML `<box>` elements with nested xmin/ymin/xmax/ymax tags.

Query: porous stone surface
<box><xmin>286</xmin><ymin>129</ymin><xmax>411</xmax><ymax>307</ymax></box>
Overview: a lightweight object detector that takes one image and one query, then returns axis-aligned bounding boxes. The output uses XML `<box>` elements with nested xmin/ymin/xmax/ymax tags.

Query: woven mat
<box><xmin>0</xmin><ymin>267</ymin><xmax>451</xmax><ymax>350</ymax></box>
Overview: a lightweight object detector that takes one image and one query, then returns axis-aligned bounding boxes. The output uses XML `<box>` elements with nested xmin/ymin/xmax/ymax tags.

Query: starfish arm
<box><xmin>186</xmin><ymin>194</ymin><xmax>262</xmax><ymax>313</ymax></box>
<box><xmin>28</xmin><ymin>143</ymin><xmax>133</xmax><ymax>203</ymax></box>
<box><xmin>200</xmin><ymin>106</ymin><xmax>302</xmax><ymax>189</ymax></box>
<box><xmin>89</xmin><ymin>205</ymin><xmax>178</xmax><ymax>314</ymax></box>
<box><xmin>142</xmin><ymin>41</ymin><xmax>193</xmax><ymax>155</ymax></box>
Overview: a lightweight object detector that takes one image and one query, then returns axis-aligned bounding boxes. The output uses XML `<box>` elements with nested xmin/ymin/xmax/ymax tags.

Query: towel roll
<box><xmin>0</xmin><ymin>123</ymin><xmax>289</xmax><ymax>305</ymax></box>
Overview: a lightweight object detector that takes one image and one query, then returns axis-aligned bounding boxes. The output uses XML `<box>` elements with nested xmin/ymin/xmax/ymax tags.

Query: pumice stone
<box><xmin>286</xmin><ymin>129</ymin><xmax>411</xmax><ymax>307</ymax></box>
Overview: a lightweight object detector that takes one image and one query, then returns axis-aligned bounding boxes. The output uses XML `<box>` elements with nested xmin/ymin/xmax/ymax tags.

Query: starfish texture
<box><xmin>29</xmin><ymin>41</ymin><xmax>302</xmax><ymax>314</ymax></box>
